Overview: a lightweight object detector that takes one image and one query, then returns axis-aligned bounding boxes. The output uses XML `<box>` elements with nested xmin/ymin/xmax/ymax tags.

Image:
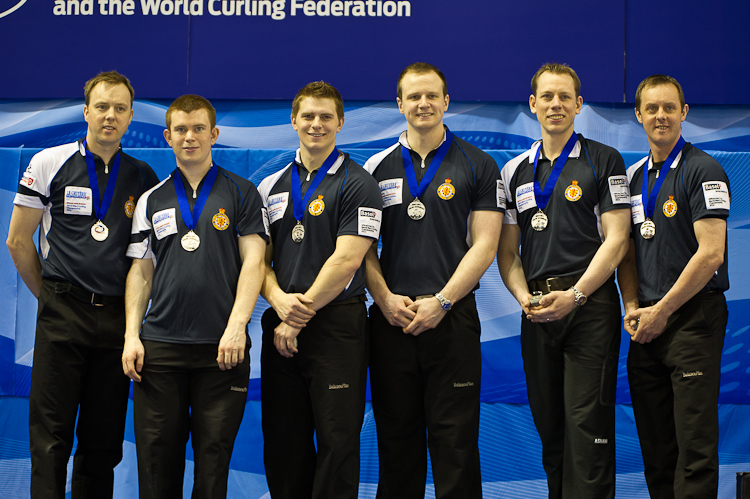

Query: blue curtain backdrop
<box><xmin>1</xmin><ymin>100</ymin><xmax>749</xmax><ymax>498</ymax></box>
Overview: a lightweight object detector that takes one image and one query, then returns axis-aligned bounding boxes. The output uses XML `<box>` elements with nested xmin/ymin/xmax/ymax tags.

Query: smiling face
<box><xmin>635</xmin><ymin>83</ymin><xmax>688</xmax><ymax>156</ymax></box>
<box><xmin>397</xmin><ymin>71</ymin><xmax>450</xmax><ymax>134</ymax></box>
<box><xmin>529</xmin><ymin>71</ymin><xmax>582</xmax><ymax>141</ymax></box>
<box><xmin>83</xmin><ymin>82</ymin><xmax>133</xmax><ymax>151</ymax></box>
<box><xmin>163</xmin><ymin>108</ymin><xmax>218</xmax><ymax>170</ymax></box>
<box><xmin>291</xmin><ymin>97</ymin><xmax>343</xmax><ymax>157</ymax></box>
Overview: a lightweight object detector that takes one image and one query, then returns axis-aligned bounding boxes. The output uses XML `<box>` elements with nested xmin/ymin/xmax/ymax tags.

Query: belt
<box><xmin>327</xmin><ymin>294</ymin><xmax>366</xmax><ymax>307</ymax></box>
<box><xmin>413</xmin><ymin>294</ymin><xmax>435</xmax><ymax>301</ymax></box>
<box><xmin>527</xmin><ymin>273</ymin><xmax>583</xmax><ymax>294</ymax></box>
<box><xmin>640</xmin><ymin>289</ymin><xmax>722</xmax><ymax>308</ymax></box>
<box><xmin>45</xmin><ymin>279</ymin><xmax>123</xmax><ymax>307</ymax></box>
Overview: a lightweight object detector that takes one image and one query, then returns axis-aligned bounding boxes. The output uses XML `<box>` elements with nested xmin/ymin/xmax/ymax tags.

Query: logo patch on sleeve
<box><xmin>702</xmin><ymin>181</ymin><xmax>730</xmax><ymax>210</ymax></box>
<box><xmin>267</xmin><ymin>192</ymin><xmax>288</xmax><ymax>224</ymax></box>
<box><xmin>358</xmin><ymin>207</ymin><xmax>382</xmax><ymax>238</ymax></box>
<box><xmin>608</xmin><ymin>175</ymin><xmax>630</xmax><ymax>204</ymax></box>
<box><xmin>497</xmin><ymin>180</ymin><xmax>506</xmax><ymax>209</ymax></box>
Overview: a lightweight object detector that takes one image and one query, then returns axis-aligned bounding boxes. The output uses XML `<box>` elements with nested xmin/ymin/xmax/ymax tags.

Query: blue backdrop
<box><xmin>1</xmin><ymin>99</ymin><xmax>749</xmax><ymax>497</ymax></box>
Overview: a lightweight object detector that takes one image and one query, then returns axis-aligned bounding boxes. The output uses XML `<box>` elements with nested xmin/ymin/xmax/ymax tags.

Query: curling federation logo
<box><xmin>437</xmin><ymin>179</ymin><xmax>455</xmax><ymax>200</ymax></box>
<box><xmin>212</xmin><ymin>208</ymin><xmax>230</xmax><ymax>230</ymax></box>
<box><xmin>308</xmin><ymin>195</ymin><xmax>325</xmax><ymax>216</ymax></box>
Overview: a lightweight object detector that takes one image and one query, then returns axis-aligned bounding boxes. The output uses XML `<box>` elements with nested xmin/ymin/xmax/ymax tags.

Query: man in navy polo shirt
<box><xmin>6</xmin><ymin>71</ymin><xmax>158</xmax><ymax>499</ymax></box>
<box><xmin>122</xmin><ymin>94</ymin><xmax>268</xmax><ymax>499</ymax></box>
<box><xmin>258</xmin><ymin>81</ymin><xmax>382</xmax><ymax>499</ymax></box>
<box><xmin>364</xmin><ymin>62</ymin><xmax>503</xmax><ymax>499</ymax></box>
<box><xmin>497</xmin><ymin>62</ymin><xmax>631</xmax><ymax>499</ymax></box>
<box><xmin>618</xmin><ymin>75</ymin><xmax>730</xmax><ymax>499</ymax></box>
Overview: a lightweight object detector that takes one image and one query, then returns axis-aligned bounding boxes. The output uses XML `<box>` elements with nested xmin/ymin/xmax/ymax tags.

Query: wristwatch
<box><xmin>434</xmin><ymin>293</ymin><xmax>452</xmax><ymax>311</ymax></box>
<box><xmin>570</xmin><ymin>286</ymin><xmax>587</xmax><ymax>307</ymax></box>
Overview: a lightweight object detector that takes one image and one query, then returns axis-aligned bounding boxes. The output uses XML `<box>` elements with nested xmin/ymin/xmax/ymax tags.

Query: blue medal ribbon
<box><xmin>173</xmin><ymin>164</ymin><xmax>218</xmax><ymax>231</ymax></box>
<box><xmin>642</xmin><ymin>136</ymin><xmax>685</xmax><ymax>219</ymax></box>
<box><xmin>291</xmin><ymin>148</ymin><xmax>340</xmax><ymax>221</ymax></box>
<box><xmin>82</xmin><ymin>139</ymin><xmax>121</xmax><ymax>221</ymax></box>
<box><xmin>532</xmin><ymin>132</ymin><xmax>579</xmax><ymax>211</ymax></box>
<box><xmin>402</xmin><ymin>128</ymin><xmax>454</xmax><ymax>200</ymax></box>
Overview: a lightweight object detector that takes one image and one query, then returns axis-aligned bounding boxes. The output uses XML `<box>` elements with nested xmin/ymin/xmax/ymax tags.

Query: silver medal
<box><xmin>291</xmin><ymin>221</ymin><xmax>305</xmax><ymax>243</ymax></box>
<box><xmin>181</xmin><ymin>230</ymin><xmax>201</xmax><ymax>251</ymax></box>
<box><xmin>91</xmin><ymin>220</ymin><xmax>109</xmax><ymax>241</ymax></box>
<box><xmin>640</xmin><ymin>219</ymin><xmax>656</xmax><ymax>239</ymax></box>
<box><xmin>530</xmin><ymin>210</ymin><xmax>548</xmax><ymax>231</ymax></box>
<box><xmin>407</xmin><ymin>199</ymin><xmax>426</xmax><ymax>220</ymax></box>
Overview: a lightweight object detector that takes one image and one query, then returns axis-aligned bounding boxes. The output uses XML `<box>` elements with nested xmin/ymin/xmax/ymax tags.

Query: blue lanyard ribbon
<box><xmin>532</xmin><ymin>132</ymin><xmax>578</xmax><ymax>211</ymax></box>
<box><xmin>173</xmin><ymin>164</ymin><xmax>218</xmax><ymax>231</ymax></box>
<box><xmin>642</xmin><ymin>136</ymin><xmax>685</xmax><ymax>219</ymax></box>
<box><xmin>402</xmin><ymin>128</ymin><xmax>454</xmax><ymax>200</ymax></box>
<box><xmin>291</xmin><ymin>148</ymin><xmax>340</xmax><ymax>221</ymax></box>
<box><xmin>82</xmin><ymin>139</ymin><xmax>121</xmax><ymax>221</ymax></box>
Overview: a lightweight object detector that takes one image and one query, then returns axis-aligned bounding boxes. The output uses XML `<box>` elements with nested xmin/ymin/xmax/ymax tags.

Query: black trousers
<box><xmin>521</xmin><ymin>278</ymin><xmax>621</xmax><ymax>499</ymax></box>
<box><xmin>628</xmin><ymin>291</ymin><xmax>727</xmax><ymax>499</ymax></box>
<box><xmin>29</xmin><ymin>279</ymin><xmax>130</xmax><ymax>499</ymax></box>
<box><xmin>261</xmin><ymin>301</ymin><xmax>368</xmax><ymax>499</ymax></box>
<box><xmin>133</xmin><ymin>339</ymin><xmax>250</xmax><ymax>499</ymax></box>
<box><xmin>369</xmin><ymin>294</ymin><xmax>482</xmax><ymax>499</ymax></box>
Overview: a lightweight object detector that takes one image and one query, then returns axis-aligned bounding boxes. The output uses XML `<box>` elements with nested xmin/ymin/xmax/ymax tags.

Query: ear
<box><xmin>163</xmin><ymin>129</ymin><xmax>172</xmax><ymax>147</ymax></box>
<box><xmin>83</xmin><ymin>105</ymin><xmax>90</xmax><ymax>124</ymax></box>
<box><xmin>681</xmin><ymin>104</ymin><xmax>689</xmax><ymax>122</ymax></box>
<box><xmin>210</xmin><ymin>127</ymin><xmax>219</xmax><ymax>145</ymax></box>
<box><xmin>529</xmin><ymin>94</ymin><xmax>537</xmax><ymax>115</ymax></box>
<box><xmin>337</xmin><ymin>116</ymin><xmax>344</xmax><ymax>133</ymax></box>
<box><xmin>575</xmin><ymin>95</ymin><xmax>583</xmax><ymax>114</ymax></box>
<box><xmin>634</xmin><ymin>107</ymin><xmax>643</xmax><ymax>124</ymax></box>
<box><xmin>443</xmin><ymin>93</ymin><xmax>450</xmax><ymax>112</ymax></box>
<box><xmin>397</xmin><ymin>97</ymin><xmax>404</xmax><ymax>115</ymax></box>
<box><xmin>291</xmin><ymin>113</ymin><xmax>298</xmax><ymax>131</ymax></box>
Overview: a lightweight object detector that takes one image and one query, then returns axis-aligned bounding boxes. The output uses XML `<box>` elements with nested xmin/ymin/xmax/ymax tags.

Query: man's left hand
<box><xmin>402</xmin><ymin>297</ymin><xmax>447</xmax><ymax>336</ymax></box>
<box><xmin>624</xmin><ymin>305</ymin><xmax>668</xmax><ymax>344</ymax></box>
<box><xmin>525</xmin><ymin>290</ymin><xmax>577</xmax><ymax>323</ymax></box>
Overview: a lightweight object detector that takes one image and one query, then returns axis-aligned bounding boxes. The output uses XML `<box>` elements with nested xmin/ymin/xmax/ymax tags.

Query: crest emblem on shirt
<box><xmin>663</xmin><ymin>195</ymin><xmax>678</xmax><ymax>217</ymax></box>
<box><xmin>309</xmin><ymin>195</ymin><xmax>325</xmax><ymax>216</ymax></box>
<box><xmin>565</xmin><ymin>180</ymin><xmax>582</xmax><ymax>202</ymax></box>
<box><xmin>124</xmin><ymin>196</ymin><xmax>136</xmax><ymax>218</ymax></box>
<box><xmin>437</xmin><ymin>179</ymin><xmax>455</xmax><ymax>200</ymax></box>
<box><xmin>212</xmin><ymin>208</ymin><xmax>230</xmax><ymax>230</ymax></box>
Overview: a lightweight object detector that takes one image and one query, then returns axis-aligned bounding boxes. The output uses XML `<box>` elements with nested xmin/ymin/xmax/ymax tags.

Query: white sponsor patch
<box><xmin>702</xmin><ymin>181</ymin><xmax>730</xmax><ymax>210</ymax></box>
<box><xmin>497</xmin><ymin>180</ymin><xmax>506</xmax><ymax>209</ymax></box>
<box><xmin>63</xmin><ymin>186</ymin><xmax>92</xmax><ymax>215</ymax></box>
<box><xmin>378</xmin><ymin>178</ymin><xmax>403</xmax><ymax>208</ymax></box>
<box><xmin>152</xmin><ymin>208</ymin><xmax>177</xmax><ymax>240</ymax></box>
<box><xmin>608</xmin><ymin>175</ymin><xmax>629</xmax><ymax>204</ymax></box>
<box><xmin>630</xmin><ymin>194</ymin><xmax>645</xmax><ymax>225</ymax></box>
<box><xmin>515</xmin><ymin>182</ymin><xmax>537</xmax><ymax>213</ymax></box>
<box><xmin>358</xmin><ymin>207</ymin><xmax>382</xmax><ymax>238</ymax></box>
<box><xmin>19</xmin><ymin>171</ymin><xmax>36</xmax><ymax>188</ymax></box>
<box><xmin>267</xmin><ymin>192</ymin><xmax>289</xmax><ymax>224</ymax></box>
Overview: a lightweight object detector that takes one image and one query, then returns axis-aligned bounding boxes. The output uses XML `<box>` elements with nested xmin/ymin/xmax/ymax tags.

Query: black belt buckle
<box><xmin>90</xmin><ymin>293</ymin><xmax>106</xmax><ymax>307</ymax></box>
<box><xmin>544</xmin><ymin>276</ymin><xmax>564</xmax><ymax>293</ymax></box>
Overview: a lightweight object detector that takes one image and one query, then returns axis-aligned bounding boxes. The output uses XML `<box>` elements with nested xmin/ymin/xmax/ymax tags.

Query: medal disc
<box><xmin>530</xmin><ymin>210</ymin><xmax>548</xmax><ymax>231</ymax></box>
<box><xmin>407</xmin><ymin>199</ymin><xmax>426</xmax><ymax>220</ymax></box>
<box><xmin>640</xmin><ymin>219</ymin><xmax>656</xmax><ymax>239</ymax></box>
<box><xmin>291</xmin><ymin>222</ymin><xmax>305</xmax><ymax>243</ymax></box>
<box><xmin>181</xmin><ymin>231</ymin><xmax>201</xmax><ymax>251</ymax></box>
<box><xmin>91</xmin><ymin>220</ymin><xmax>109</xmax><ymax>241</ymax></box>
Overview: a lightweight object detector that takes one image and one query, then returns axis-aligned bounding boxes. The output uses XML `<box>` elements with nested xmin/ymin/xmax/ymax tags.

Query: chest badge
<box><xmin>124</xmin><ymin>196</ymin><xmax>136</xmax><ymax>218</ymax></box>
<box><xmin>309</xmin><ymin>195</ymin><xmax>325</xmax><ymax>216</ymax></box>
<box><xmin>437</xmin><ymin>179</ymin><xmax>456</xmax><ymax>200</ymax></box>
<box><xmin>565</xmin><ymin>180</ymin><xmax>582</xmax><ymax>202</ymax></box>
<box><xmin>212</xmin><ymin>208</ymin><xmax>230</xmax><ymax>230</ymax></box>
<box><xmin>663</xmin><ymin>195</ymin><xmax>678</xmax><ymax>217</ymax></box>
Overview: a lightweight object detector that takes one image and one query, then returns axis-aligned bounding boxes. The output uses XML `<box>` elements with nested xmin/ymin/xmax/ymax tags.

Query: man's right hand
<box><xmin>273</xmin><ymin>292</ymin><xmax>315</xmax><ymax>328</ymax></box>
<box><xmin>378</xmin><ymin>293</ymin><xmax>416</xmax><ymax>328</ymax></box>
